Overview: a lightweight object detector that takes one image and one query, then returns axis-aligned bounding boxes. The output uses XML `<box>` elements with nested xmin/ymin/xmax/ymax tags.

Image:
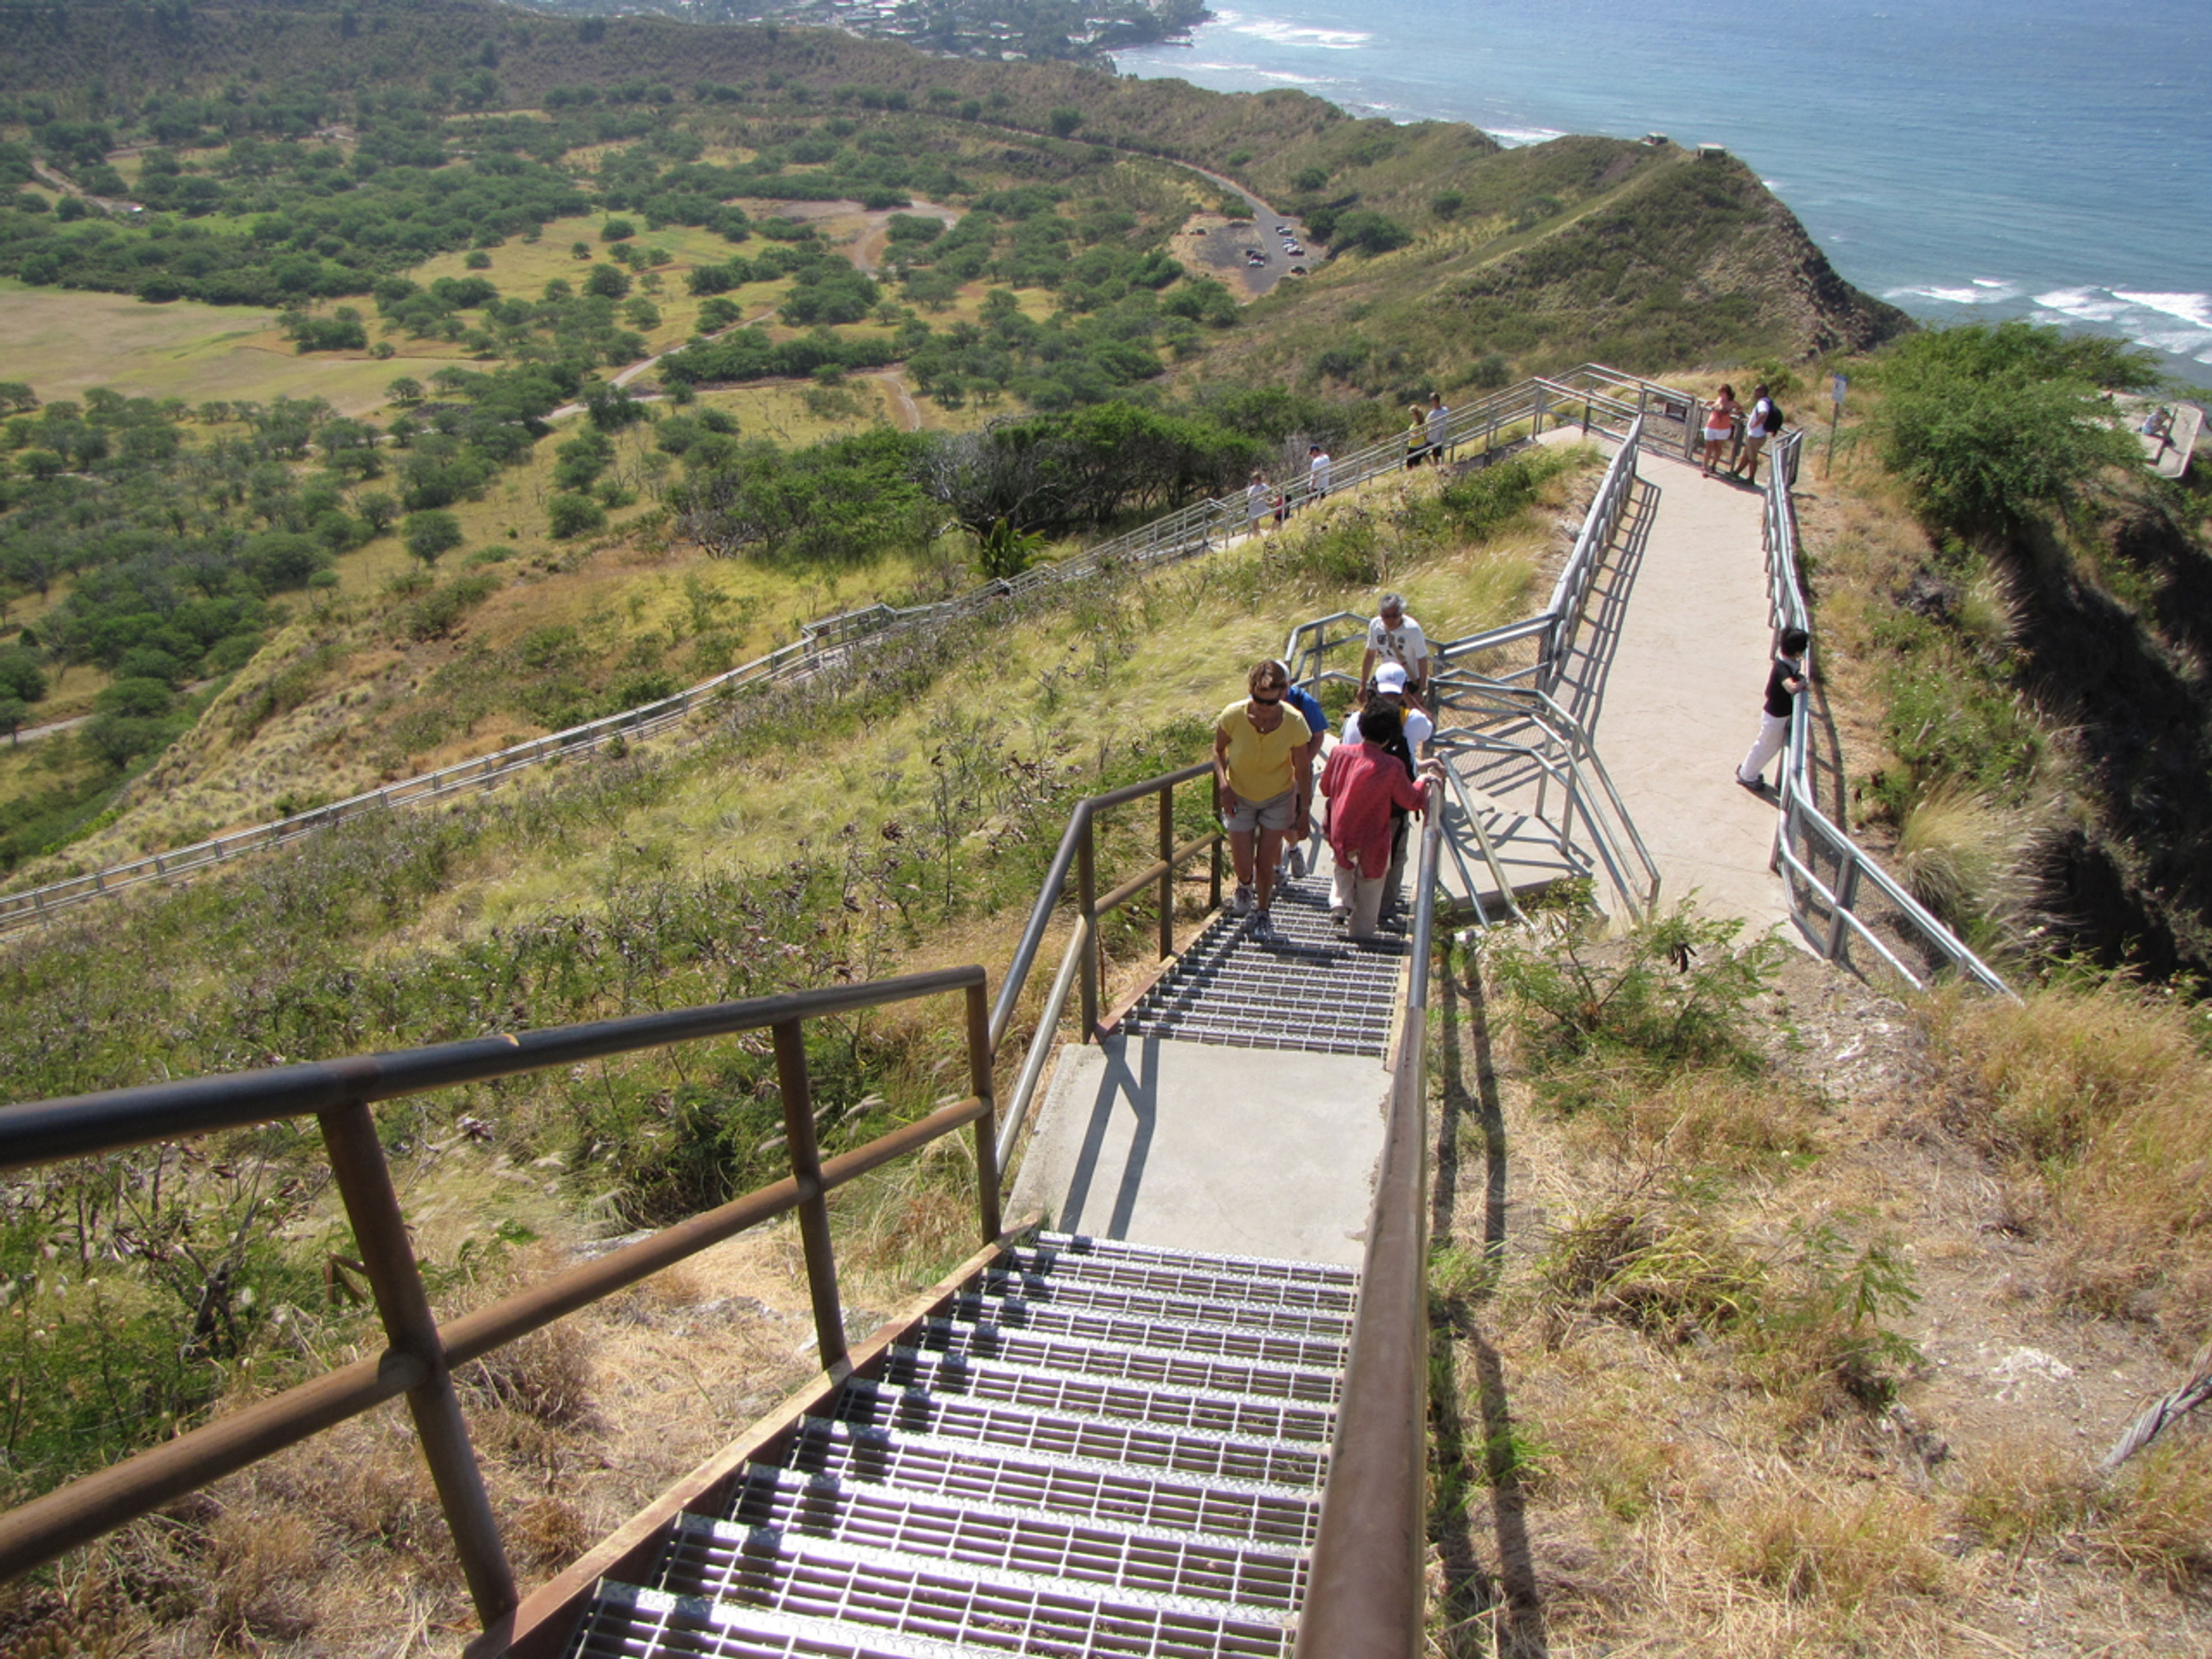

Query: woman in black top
<box><xmin>1735</xmin><ymin>627</ymin><xmax>1809</xmax><ymax>793</ymax></box>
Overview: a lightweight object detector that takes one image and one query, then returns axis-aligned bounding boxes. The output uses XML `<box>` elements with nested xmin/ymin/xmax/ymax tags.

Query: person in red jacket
<box><xmin>1319</xmin><ymin>703</ymin><xmax>1443</xmax><ymax>939</ymax></box>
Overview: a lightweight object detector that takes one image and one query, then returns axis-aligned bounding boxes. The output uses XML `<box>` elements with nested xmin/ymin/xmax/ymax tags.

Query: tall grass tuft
<box><xmin>1892</xmin><ymin>781</ymin><xmax>2048</xmax><ymax>947</ymax></box>
<box><xmin>1927</xmin><ymin>979</ymin><xmax>2212</xmax><ymax>1329</ymax></box>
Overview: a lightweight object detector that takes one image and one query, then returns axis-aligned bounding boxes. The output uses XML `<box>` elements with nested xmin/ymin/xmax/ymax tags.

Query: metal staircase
<box><xmin>1119</xmin><ymin>873</ymin><xmax>1410</xmax><ymax>1059</ymax></box>
<box><xmin>561</xmin><ymin>1233</ymin><xmax>1355</xmax><ymax>1658</ymax></box>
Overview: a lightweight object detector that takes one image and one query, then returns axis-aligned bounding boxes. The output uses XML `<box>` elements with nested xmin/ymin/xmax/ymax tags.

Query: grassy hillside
<box><xmin>1182</xmin><ymin>141</ymin><xmax>1909</xmax><ymax>399</ymax></box>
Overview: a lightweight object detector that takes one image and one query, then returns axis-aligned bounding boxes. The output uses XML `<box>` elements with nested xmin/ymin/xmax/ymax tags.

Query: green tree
<box><xmin>0</xmin><ymin>695</ymin><xmax>28</xmax><ymax>745</ymax></box>
<box><xmin>1048</xmin><ymin>108</ymin><xmax>1084</xmax><ymax>139</ymax></box>
<box><xmin>1875</xmin><ymin>321</ymin><xmax>2155</xmax><ymax>540</ymax></box>
<box><xmin>548</xmin><ymin>493</ymin><xmax>607</xmax><ymax>539</ymax></box>
<box><xmin>0</xmin><ymin>645</ymin><xmax>46</xmax><ymax>702</ymax></box>
<box><xmin>403</xmin><ymin>509</ymin><xmax>465</xmax><ymax>566</ymax></box>
<box><xmin>357</xmin><ymin>491</ymin><xmax>400</xmax><ymax>535</ymax></box>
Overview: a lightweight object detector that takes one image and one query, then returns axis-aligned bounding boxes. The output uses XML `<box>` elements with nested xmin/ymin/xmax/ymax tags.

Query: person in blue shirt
<box><xmin>1268</xmin><ymin>661</ymin><xmax>1328</xmax><ymax>881</ymax></box>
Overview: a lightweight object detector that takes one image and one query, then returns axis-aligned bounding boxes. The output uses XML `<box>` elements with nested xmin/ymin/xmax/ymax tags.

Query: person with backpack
<box><xmin>1732</xmin><ymin>384</ymin><xmax>1784</xmax><ymax>484</ymax></box>
<box><xmin>1320</xmin><ymin>703</ymin><xmax>1444</xmax><ymax>941</ymax></box>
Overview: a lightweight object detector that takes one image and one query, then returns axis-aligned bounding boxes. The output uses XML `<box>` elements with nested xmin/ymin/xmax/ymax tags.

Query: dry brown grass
<box><xmin>1926</xmin><ymin>980</ymin><xmax>2212</xmax><ymax>1336</ymax></box>
<box><xmin>2093</xmin><ymin>1435</ymin><xmax>2212</xmax><ymax>1590</ymax></box>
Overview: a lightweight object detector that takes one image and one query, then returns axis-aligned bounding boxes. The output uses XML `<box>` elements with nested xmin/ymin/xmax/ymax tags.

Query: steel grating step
<box><xmin>567</xmin><ymin>1584</ymin><xmax>933</xmax><ymax>1659</ymax></box>
<box><xmin>824</xmin><ymin>1379</ymin><xmax>1328</xmax><ymax>1489</ymax></box>
<box><xmin>999</xmin><ymin>1248</ymin><xmax>1358</xmax><ymax>1313</ymax></box>
<box><xmin>639</xmin><ymin>1525</ymin><xmax>1293</xmax><ymax>1658</ymax></box>
<box><xmin>771</xmin><ymin>1418</ymin><xmax>1323</xmax><ymax>1546</ymax></box>
<box><xmin>558</xmin><ymin>1236</ymin><xmax>1355</xmax><ymax>1658</ymax></box>
<box><xmin>973</xmin><ymin>1270</ymin><xmax>1355</xmax><ymax>1338</ymax></box>
<box><xmin>944</xmin><ymin>1293</ymin><xmax>1352</xmax><ymax>1362</ymax></box>
<box><xmin>1029</xmin><ymin>1232</ymin><xmax>1361</xmax><ymax>1289</ymax></box>
<box><xmin>900</xmin><ymin>1320</ymin><xmax>1343</xmax><ymax>1407</ymax></box>
<box><xmin>873</xmin><ymin>1349</ymin><xmax>1336</xmax><ymax>1445</ymax></box>
<box><xmin>691</xmin><ymin>1473</ymin><xmax>1308</xmax><ymax>1609</ymax></box>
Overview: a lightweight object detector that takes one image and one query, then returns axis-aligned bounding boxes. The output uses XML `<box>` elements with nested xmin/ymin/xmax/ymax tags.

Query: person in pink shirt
<box><xmin>1319</xmin><ymin>703</ymin><xmax>1444</xmax><ymax>939</ymax></box>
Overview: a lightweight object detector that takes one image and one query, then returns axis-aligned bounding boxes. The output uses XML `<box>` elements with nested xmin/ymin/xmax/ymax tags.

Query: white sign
<box><xmin>1830</xmin><ymin>373</ymin><xmax>1849</xmax><ymax>412</ymax></box>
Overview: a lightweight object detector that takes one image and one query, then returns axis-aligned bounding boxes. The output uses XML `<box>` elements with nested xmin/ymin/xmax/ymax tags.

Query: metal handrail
<box><xmin>986</xmin><ymin>760</ymin><xmax>1223</xmax><ymax>1172</ymax></box>
<box><xmin>1756</xmin><ymin>433</ymin><xmax>2012</xmax><ymax>995</ymax></box>
<box><xmin>1293</xmin><ymin>806</ymin><xmax>1442</xmax><ymax>1659</ymax></box>
<box><xmin>0</xmin><ymin>966</ymin><xmax>1003</xmax><ymax>1626</ymax></box>
<box><xmin>1429</xmin><ymin>681</ymin><xmax>1661</xmax><ymax>923</ymax></box>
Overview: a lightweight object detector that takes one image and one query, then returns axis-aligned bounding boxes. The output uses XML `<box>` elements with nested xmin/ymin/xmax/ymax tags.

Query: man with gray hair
<box><xmin>1359</xmin><ymin>593</ymin><xmax>1430</xmax><ymax>701</ymax></box>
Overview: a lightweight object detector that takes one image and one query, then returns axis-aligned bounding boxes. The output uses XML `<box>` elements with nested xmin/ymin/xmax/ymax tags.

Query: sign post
<box><xmin>1824</xmin><ymin>373</ymin><xmax>1848</xmax><ymax>479</ymax></box>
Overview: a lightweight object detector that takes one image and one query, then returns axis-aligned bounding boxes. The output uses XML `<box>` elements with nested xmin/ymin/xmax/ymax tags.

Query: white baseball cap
<box><xmin>1373</xmin><ymin>663</ymin><xmax>1408</xmax><ymax>692</ymax></box>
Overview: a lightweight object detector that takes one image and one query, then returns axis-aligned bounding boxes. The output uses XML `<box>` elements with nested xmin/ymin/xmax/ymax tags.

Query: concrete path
<box><xmin>1010</xmin><ymin>1035</ymin><xmax>1389</xmax><ymax>1267</ymax></box>
<box><xmin>1565</xmin><ymin>452</ymin><xmax>1792</xmax><ymax>936</ymax></box>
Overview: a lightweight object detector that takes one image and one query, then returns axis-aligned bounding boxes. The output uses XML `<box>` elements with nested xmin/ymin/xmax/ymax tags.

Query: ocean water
<box><xmin>1113</xmin><ymin>0</ymin><xmax>2212</xmax><ymax>385</ymax></box>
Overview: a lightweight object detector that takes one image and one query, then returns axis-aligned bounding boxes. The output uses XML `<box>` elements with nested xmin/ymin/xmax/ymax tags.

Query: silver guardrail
<box><xmin>1759</xmin><ymin>431</ymin><xmax>2013</xmax><ymax>995</ymax></box>
<box><xmin>1284</xmin><ymin>413</ymin><xmax>1645</xmax><ymax>702</ymax></box>
<box><xmin>0</xmin><ymin>367</ymin><xmax>1680</xmax><ymax>935</ymax></box>
<box><xmin>1429</xmin><ymin>680</ymin><xmax>1661</xmax><ymax>925</ymax></box>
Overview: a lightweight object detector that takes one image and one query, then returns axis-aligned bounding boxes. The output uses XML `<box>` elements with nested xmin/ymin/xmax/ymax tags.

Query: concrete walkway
<box><xmin>1009</xmin><ymin>1035</ymin><xmax>1389</xmax><ymax>1266</ymax></box>
<box><xmin>1570</xmin><ymin>452</ymin><xmax>1793</xmax><ymax>937</ymax></box>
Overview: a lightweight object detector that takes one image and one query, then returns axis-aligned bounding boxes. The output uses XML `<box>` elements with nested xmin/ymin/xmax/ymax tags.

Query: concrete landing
<box><xmin>1009</xmin><ymin>1036</ymin><xmax>1390</xmax><ymax>1267</ymax></box>
<box><xmin>1570</xmin><ymin>454</ymin><xmax>1793</xmax><ymax>937</ymax></box>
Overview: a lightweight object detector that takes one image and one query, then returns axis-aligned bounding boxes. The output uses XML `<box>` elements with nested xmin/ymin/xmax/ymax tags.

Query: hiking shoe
<box><xmin>1735</xmin><ymin>772</ymin><xmax>1763</xmax><ymax>792</ymax></box>
<box><xmin>1250</xmin><ymin>908</ymin><xmax>1274</xmax><ymax>938</ymax></box>
<box><xmin>1231</xmin><ymin>883</ymin><xmax>1253</xmax><ymax>915</ymax></box>
<box><xmin>1285</xmin><ymin>846</ymin><xmax>1306</xmax><ymax>880</ymax></box>
<box><xmin>1328</xmin><ymin>905</ymin><xmax>1351</xmax><ymax>925</ymax></box>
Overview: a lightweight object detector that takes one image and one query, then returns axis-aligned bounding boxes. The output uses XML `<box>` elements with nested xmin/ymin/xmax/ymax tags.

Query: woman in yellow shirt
<box><xmin>1214</xmin><ymin>660</ymin><xmax>1315</xmax><ymax>931</ymax></box>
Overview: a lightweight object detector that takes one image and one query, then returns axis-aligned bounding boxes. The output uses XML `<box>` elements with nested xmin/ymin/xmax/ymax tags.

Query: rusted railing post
<box><xmin>319</xmin><ymin>1100</ymin><xmax>517</xmax><ymax>1627</ymax></box>
<box><xmin>1208</xmin><ymin>779</ymin><xmax>1224</xmax><ymax>911</ymax></box>
<box><xmin>965</xmin><ymin>982</ymin><xmax>1002</xmax><ymax>1243</ymax></box>
<box><xmin>1076</xmin><ymin>817</ymin><xmax>1099</xmax><ymax>1040</ymax></box>
<box><xmin>772</xmin><ymin>1020</ymin><xmax>847</xmax><ymax>1371</ymax></box>
<box><xmin>1157</xmin><ymin>783</ymin><xmax>1175</xmax><ymax>963</ymax></box>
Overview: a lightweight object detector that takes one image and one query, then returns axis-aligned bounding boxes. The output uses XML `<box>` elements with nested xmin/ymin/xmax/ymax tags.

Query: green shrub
<box><xmin>1489</xmin><ymin>901</ymin><xmax>1782</xmax><ymax>1112</ymax></box>
<box><xmin>1874</xmin><ymin>321</ymin><xmax>2154</xmax><ymax>541</ymax></box>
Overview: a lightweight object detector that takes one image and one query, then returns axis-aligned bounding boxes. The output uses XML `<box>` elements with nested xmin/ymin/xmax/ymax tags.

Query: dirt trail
<box><xmin>865</xmin><ymin>370</ymin><xmax>923</xmax><ymax>432</ymax></box>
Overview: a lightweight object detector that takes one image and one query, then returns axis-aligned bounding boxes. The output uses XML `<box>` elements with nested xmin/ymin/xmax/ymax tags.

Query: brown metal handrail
<box><xmin>0</xmin><ymin>966</ymin><xmax>1000</xmax><ymax>1633</ymax></box>
<box><xmin>1294</xmin><ymin>808</ymin><xmax>1444</xmax><ymax>1659</ymax></box>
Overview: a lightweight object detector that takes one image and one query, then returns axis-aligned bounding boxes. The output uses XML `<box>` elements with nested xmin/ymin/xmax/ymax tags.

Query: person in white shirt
<box><xmin>1425</xmin><ymin>393</ymin><xmax>1449</xmax><ymax>468</ymax></box>
<box><xmin>1245</xmin><ymin>471</ymin><xmax>1269</xmax><ymax>537</ymax></box>
<box><xmin>1340</xmin><ymin>662</ymin><xmax>1433</xmax><ymax>752</ymax></box>
<box><xmin>1306</xmin><ymin>443</ymin><xmax>1331</xmax><ymax>505</ymax></box>
<box><xmin>1359</xmin><ymin>592</ymin><xmax>1430</xmax><ymax>701</ymax></box>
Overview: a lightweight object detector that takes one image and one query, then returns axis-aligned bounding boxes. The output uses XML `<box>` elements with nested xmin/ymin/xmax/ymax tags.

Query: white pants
<box><xmin>1332</xmin><ymin>858</ymin><xmax>1391</xmax><ymax>938</ymax></box>
<box><xmin>1738</xmin><ymin>712</ymin><xmax>1790</xmax><ymax>786</ymax></box>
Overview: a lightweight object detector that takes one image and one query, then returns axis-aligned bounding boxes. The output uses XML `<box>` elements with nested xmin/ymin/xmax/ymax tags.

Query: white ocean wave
<box><xmin>1488</xmin><ymin>126</ymin><xmax>1567</xmax><ymax>148</ymax></box>
<box><xmin>2032</xmin><ymin>287</ymin><xmax>2128</xmax><ymax>323</ymax></box>
<box><xmin>1892</xmin><ymin>283</ymin><xmax>2014</xmax><ymax>306</ymax></box>
<box><xmin>1209</xmin><ymin>9</ymin><xmax>1370</xmax><ymax>48</ymax></box>
<box><xmin>2112</xmin><ymin>290</ymin><xmax>2212</xmax><ymax>329</ymax></box>
<box><xmin>2134</xmin><ymin>328</ymin><xmax>2212</xmax><ymax>356</ymax></box>
<box><xmin>1253</xmin><ymin>70</ymin><xmax>1324</xmax><ymax>85</ymax></box>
